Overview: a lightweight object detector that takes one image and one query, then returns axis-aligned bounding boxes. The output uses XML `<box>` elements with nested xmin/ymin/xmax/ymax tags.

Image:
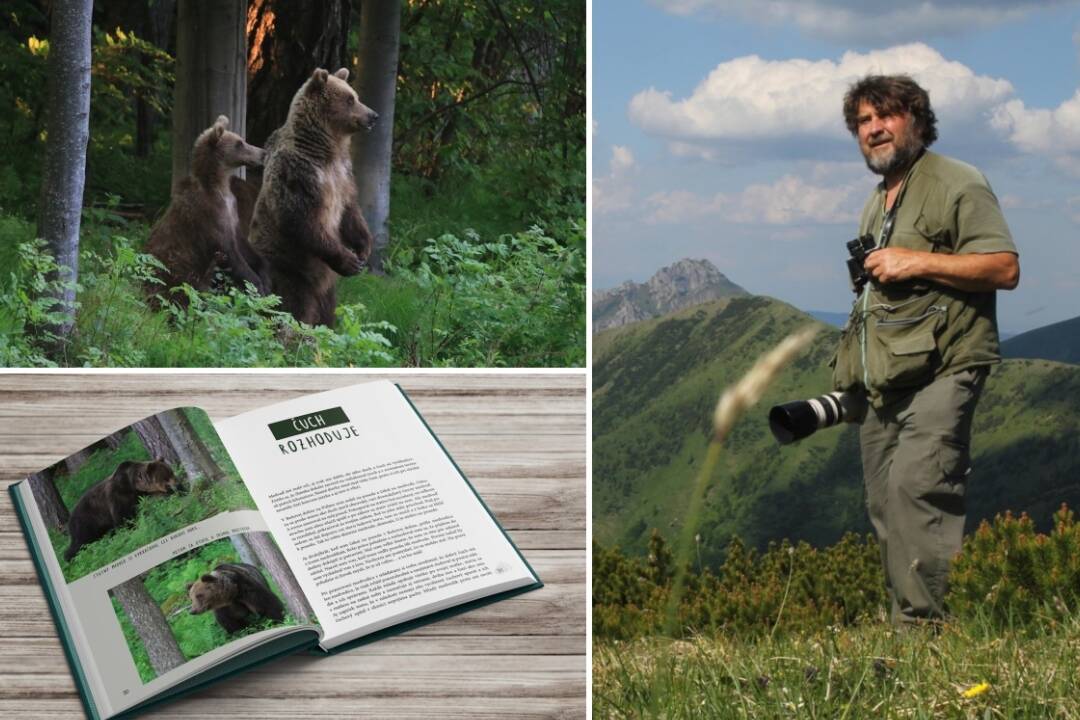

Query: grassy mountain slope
<box><xmin>594</xmin><ymin>295</ymin><xmax>1080</xmax><ymax>564</ymax></box>
<box><xmin>1001</xmin><ymin>314</ymin><xmax>1080</xmax><ymax>365</ymax></box>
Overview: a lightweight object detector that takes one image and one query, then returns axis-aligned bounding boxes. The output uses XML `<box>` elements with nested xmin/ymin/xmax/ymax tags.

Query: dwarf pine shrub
<box><xmin>948</xmin><ymin>505</ymin><xmax>1080</xmax><ymax>627</ymax></box>
<box><xmin>593</xmin><ymin>530</ymin><xmax>885</xmax><ymax>639</ymax></box>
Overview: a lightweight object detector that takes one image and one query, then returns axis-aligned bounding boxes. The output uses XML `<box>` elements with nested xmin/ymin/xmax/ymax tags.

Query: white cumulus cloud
<box><xmin>628</xmin><ymin>43</ymin><xmax>1013</xmax><ymax>144</ymax></box>
<box><xmin>594</xmin><ymin>146</ymin><xmax>639</xmax><ymax>215</ymax></box>
<box><xmin>644</xmin><ymin>174</ymin><xmax>870</xmax><ymax>225</ymax></box>
<box><xmin>648</xmin><ymin>1</ymin><xmax>1075</xmax><ymax>44</ymax></box>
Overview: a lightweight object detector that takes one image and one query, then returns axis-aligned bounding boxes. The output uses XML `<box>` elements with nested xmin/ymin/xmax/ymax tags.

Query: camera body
<box><xmin>846</xmin><ymin>234</ymin><xmax>876</xmax><ymax>293</ymax></box>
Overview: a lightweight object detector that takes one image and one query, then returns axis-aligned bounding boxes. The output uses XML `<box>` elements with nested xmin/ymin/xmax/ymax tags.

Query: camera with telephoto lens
<box><xmin>768</xmin><ymin>391</ymin><xmax>865</xmax><ymax>445</ymax></box>
<box><xmin>846</xmin><ymin>234</ymin><xmax>876</xmax><ymax>293</ymax></box>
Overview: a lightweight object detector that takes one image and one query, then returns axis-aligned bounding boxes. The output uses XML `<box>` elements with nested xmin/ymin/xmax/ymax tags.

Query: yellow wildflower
<box><xmin>961</xmin><ymin>682</ymin><xmax>991</xmax><ymax>699</ymax></box>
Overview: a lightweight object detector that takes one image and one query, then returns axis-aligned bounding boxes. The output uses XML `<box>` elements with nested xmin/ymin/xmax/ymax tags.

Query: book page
<box><xmin>213</xmin><ymin>381</ymin><xmax>538</xmax><ymax>648</ymax></box>
<box><xmin>13</xmin><ymin>408</ymin><xmax>319</xmax><ymax>718</ymax></box>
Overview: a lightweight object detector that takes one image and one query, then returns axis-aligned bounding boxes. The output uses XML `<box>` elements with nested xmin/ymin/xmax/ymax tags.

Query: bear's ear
<box><xmin>310</xmin><ymin>68</ymin><xmax>329</xmax><ymax>89</ymax></box>
<box><xmin>200</xmin><ymin>574</ymin><xmax>215</xmax><ymax>583</ymax></box>
<box><xmin>211</xmin><ymin>116</ymin><xmax>227</xmax><ymax>142</ymax></box>
<box><xmin>333</xmin><ymin>68</ymin><xmax>349</xmax><ymax>81</ymax></box>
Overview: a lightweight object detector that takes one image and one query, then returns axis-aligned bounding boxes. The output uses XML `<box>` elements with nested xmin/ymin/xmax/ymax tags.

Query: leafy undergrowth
<box><xmin>0</xmin><ymin>205</ymin><xmax>585</xmax><ymax>367</ymax></box>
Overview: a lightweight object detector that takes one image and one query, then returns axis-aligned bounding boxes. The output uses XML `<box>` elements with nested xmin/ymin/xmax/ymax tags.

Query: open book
<box><xmin>9</xmin><ymin>380</ymin><xmax>541</xmax><ymax>719</ymax></box>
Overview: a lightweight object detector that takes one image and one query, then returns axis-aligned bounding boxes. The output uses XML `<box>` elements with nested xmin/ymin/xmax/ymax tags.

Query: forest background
<box><xmin>0</xmin><ymin>0</ymin><xmax>585</xmax><ymax>367</ymax></box>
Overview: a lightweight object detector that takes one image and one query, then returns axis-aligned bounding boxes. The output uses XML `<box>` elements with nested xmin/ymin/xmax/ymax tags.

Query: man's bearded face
<box><xmin>856</xmin><ymin>100</ymin><xmax>923</xmax><ymax>177</ymax></box>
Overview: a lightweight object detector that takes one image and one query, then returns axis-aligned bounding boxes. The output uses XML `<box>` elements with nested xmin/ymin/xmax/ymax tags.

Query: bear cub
<box><xmin>188</xmin><ymin>562</ymin><xmax>286</xmax><ymax>634</ymax></box>
<box><xmin>249</xmin><ymin>68</ymin><xmax>377</xmax><ymax>327</ymax></box>
<box><xmin>64</xmin><ymin>460</ymin><xmax>181</xmax><ymax>561</ymax></box>
<box><xmin>145</xmin><ymin>116</ymin><xmax>268</xmax><ymax>305</ymax></box>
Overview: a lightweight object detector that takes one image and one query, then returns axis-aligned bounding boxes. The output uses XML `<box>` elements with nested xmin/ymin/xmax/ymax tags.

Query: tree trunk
<box><xmin>352</xmin><ymin>0</ymin><xmax>401</xmax><ymax>274</ymax></box>
<box><xmin>244</xmin><ymin>0</ymin><xmax>351</xmax><ymax>149</ymax></box>
<box><xmin>27</xmin><ymin>468</ymin><xmax>69</xmax><ymax>531</ymax></box>
<box><xmin>230</xmin><ymin>534</ymin><xmax>258</xmax><ymax>565</ymax></box>
<box><xmin>246</xmin><ymin>532</ymin><xmax>314</xmax><ymax>622</ymax></box>
<box><xmin>155</xmin><ymin>409</ymin><xmax>226</xmax><ymax>485</ymax></box>
<box><xmin>172</xmin><ymin>0</ymin><xmax>247</xmax><ymax>191</ymax></box>
<box><xmin>135</xmin><ymin>0</ymin><xmax>176</xmax><ymax>157</ymax></box>
<box><xmin>63</xmin><ymin>446</ymin><xmax>96</xmax><ymax>476</ymax></box>
<box><xmin>112</xmin><ymin>574</ymin><xmax>186</xmax><ymax>676</ymax></box>
<box><xmin>103</xmin><ymin>428</ymin><xmax>129</xmax><ymax>450</ymax></box>
<box><xmin>36</xmin><ymin>0</ymin><xmax>93</xmax><ymax>353</ymax></box>
<box><xmin>131</xmin><ymin>416</ymin><xmax>183</xmax><ymax>469</ymax></box>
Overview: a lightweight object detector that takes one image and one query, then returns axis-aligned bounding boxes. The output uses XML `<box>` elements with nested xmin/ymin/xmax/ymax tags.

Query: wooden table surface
<box><xmin>0</xmin><ymin>373</ymin><xmax>587</xmax><ymax>719</ymax></box>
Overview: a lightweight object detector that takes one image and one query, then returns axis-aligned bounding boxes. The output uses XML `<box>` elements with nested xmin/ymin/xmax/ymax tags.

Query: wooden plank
<box><xmin>0</xmin><ymin>373</ymin><xmax>586</xmax><ymax>718</ymax></box>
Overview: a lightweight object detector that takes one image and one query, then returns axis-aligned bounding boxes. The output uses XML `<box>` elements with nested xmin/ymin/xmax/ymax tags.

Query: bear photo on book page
<box><xmin>10</xmin><ymin>380</ymin><xmax>540</xmax><ymax>720</ymax></box>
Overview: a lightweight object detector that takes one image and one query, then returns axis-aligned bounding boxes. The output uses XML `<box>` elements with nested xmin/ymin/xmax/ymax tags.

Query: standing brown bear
<box><xmin>249</xmin><ymin>68</ymin><xmax>377</xmax><ymax>327</ymax></box>
<box><xmin>64</xmin><ymin>460</ymin><xmax>181</xmax><ymax>561</ymax></box>
<box><xmin>145</xmin><ymin>116</ymin><xmax>268</xmax><ymax>305</ymax></box>
<box><xmin>188</xmin><ymin>562</ymin><xmax>286</xmax><ymax>634</ymax></box>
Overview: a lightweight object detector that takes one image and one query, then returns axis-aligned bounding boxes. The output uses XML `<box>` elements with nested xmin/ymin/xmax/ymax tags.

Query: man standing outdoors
<box><xmin>831</xmin><ymin>75</ymin><xmax>1019</xmax><ymax>625</ymax></box>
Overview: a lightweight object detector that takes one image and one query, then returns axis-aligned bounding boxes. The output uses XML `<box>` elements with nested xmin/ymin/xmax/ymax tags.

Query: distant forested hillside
<box><xmin>593</xmin><ymin>295</ymin><xmax>1080</xmax><ymax>565</ymax></box>
<box><xmin>1002</xmin><ymin>315</ymin><xmax>1080</xmax><ymax>365</ymax></box>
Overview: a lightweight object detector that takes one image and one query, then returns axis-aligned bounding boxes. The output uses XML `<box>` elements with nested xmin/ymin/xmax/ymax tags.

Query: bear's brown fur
<box><xmin>188</xmin><ymin>562</ymin><xmax>285</xmax><ymax>633</ymax></box>
<box><xmin>64</xmin><ymin>460</ymin><xmax>181</xmax><ymax>561</ymax></box>
<box><xmin>249</xmin><ymin>68</ymin><xmax>377</xmax><ymax>327</ymax></box>
<box><xmin>145</xmin><ymin>116</ymin><xmax>268</xmax><ymax>306</ymax></box>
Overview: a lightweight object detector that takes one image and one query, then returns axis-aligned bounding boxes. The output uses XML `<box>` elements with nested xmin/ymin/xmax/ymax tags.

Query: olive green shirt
<box><xmin>832</xmin><ymin>150</ymin><xmax>1018</xmax><ymax>406</ymax></box>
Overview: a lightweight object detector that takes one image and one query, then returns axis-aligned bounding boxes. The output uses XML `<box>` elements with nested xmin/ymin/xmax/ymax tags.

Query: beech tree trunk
<box><xmin>135</xmin><ymin>0</ymin><xmax>176</xmax><ymax>157</ymax></box>
<box><xmin>156</xmin><ymin>409</ymin><xmax>226</xmax><ymax>485</ymax></box>
<box><xmin>103</xmin><ymin>428</ymin><xmax>129</xmax><ymax>450</ymax></box>
<box><xmin>27</xmin><ymin>468</ymin><xmax>69</xmax><ymax>531</ymax></box>
<box><xmin>230</xmin><ymin>534</ymin><xmax>258</xmax><ymax>565</ymax></box>
<box><xmin>131</xmin><ymin>416</ymin><xmax>183</xmax><ymax>468</ymax></box>
<box><xmin>63</xmin><ymin>446</ymin><xmax>95</xmax><ymax>476</ymax></box>
<box><xmin>246</xmin><ymin>532</ymin><xmax>314</xmax><ymax>622</ymax></box>
<box><xmin>112</xmin><ymin>575</ymin><xmax>186</xmax><ymax>676</ymax></box>
<box><xmin>37</xmin><ymin>0</ymin><xmax>93</xmax><ymax>352</ymax></box>
<box><xmin>352</xmin><ymin>0</ymin><xmax>401</xmax><ymax>273</ymax></box>
<box><xmin>172</xmin><ymin>0</ymin><xmax>247</xmax><ymax>190</ymax></box>
<box><xmin>244</xmin><ymin>0</ymin><xmax>351</xmax><ymax>149</ymax></box>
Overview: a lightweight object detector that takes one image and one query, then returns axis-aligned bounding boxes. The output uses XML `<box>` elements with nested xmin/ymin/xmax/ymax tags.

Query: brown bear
<box><xmin>248</xmin><ymin>68</ymin><xmax>377</xmax><ymax>327</ymax></box>
<box><xmin>64</xmin><ymin>460</ymin><xmax>181</xmax><ymax>561</ymax></box>
<box><xmin>145</xmin><ymin>116</ymin><xmax>269</xmax><ymax>306</ymax></box>
<box><xmin>188</xmin><ymin>562</ymin><xmax>285</xmax><ymax>634</ymax></box>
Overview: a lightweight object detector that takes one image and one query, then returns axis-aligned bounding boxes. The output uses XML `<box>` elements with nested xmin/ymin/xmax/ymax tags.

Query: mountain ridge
<box><xmin>593</xmin><ymin>258</ymin><xmax>748</xmax><ymax>333</ymax></box>
<box><xmin>594</xmin><ymin>294</ymin><xmax>1080</xmax><ymax>564</ymax></box>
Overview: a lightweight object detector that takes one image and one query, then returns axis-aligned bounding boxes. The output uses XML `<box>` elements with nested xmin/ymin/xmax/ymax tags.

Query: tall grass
<box><xmin>594</xmin><ymin>613</ymin><xmax>1080</xmax><ymax>719</ymax></box>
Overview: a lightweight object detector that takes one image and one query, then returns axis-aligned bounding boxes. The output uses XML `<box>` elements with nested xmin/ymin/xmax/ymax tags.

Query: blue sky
<box><xmin>593</xmin><ymin>0</ymin><xmax>1080</xmax><ymax>333</ymax></box>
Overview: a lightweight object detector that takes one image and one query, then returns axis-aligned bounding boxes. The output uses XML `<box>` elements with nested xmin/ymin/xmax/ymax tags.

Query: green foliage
<box><xmin>949</xmin><ymin>506</ymin><xmax>1080</xmax><ymax>628</ymax></box>
<box><xmin>0</xmin><ymin>232</ymin><xmax>73</xmax><ymax>366</ymax></box>
<box><xmin>0</xmin><ymin>15</ymin><xmax>174</xmax><ymax>214</ymax></box>
<box><xmin>593</xmin><ymin>530</ymin><xmax>886</xmax><ymax>640</ymax></box>
<box><xmin>372</xmin><ymin>223</ymin><xmax>585</xmax><ymax>366</ymax></box>
<box><xmin>111</xmin><ymin>538</ymin><xmax>303</xmax><ymax>684</ymax></box>
<box><xmin>0</xmin><ymin>206</ymin><xmax>583</xmax><ymax>367</ymax></box>
<box><xmin>48</xmin><ymin>415</ymin><xmax>257</xmax><ymax>582</ymax></box>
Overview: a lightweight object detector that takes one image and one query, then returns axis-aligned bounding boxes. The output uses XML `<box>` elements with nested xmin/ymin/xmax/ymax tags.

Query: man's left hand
<box><xmin>864</xmin><ymin>247</ymin><xmax>923</xmax><ymax>284</ymax></box>
<box><xmin>863</xmin><ymin>248</ymin><xmax>1019</xmax><ymax>292</ymax></box>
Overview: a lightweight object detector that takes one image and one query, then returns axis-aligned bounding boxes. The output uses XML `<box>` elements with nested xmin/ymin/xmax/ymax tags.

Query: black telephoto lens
<box><xmin>768</xmin><ymin>401</ymin><xmax>820</xmax><ymax>445</ymax></box>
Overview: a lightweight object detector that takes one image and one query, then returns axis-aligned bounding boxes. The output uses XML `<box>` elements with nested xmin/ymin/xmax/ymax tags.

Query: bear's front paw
<box><xmin>337</xmin><ymin>251</ymin><xmax>364</xmax><ymax>276</ymax></box>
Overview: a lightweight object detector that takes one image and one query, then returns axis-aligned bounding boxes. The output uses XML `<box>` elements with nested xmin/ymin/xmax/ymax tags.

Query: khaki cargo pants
<box><xmin>859</xmin><ymin>368</ymin><xmax>987</xmax><ymax>624</ymax></box>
